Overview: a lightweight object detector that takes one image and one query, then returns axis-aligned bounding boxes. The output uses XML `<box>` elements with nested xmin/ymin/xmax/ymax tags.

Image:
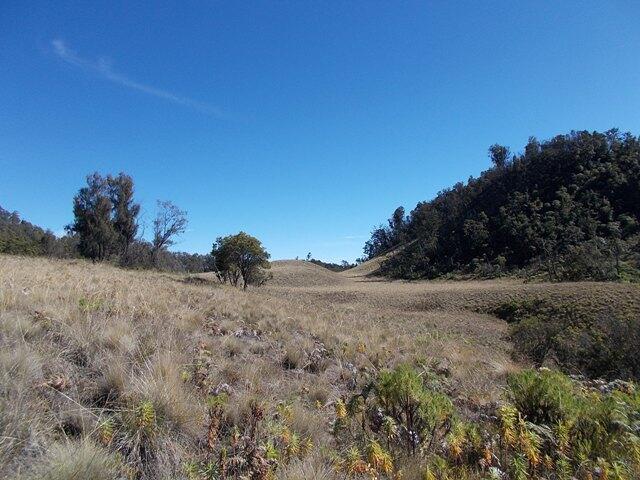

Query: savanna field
<box><xmin>4</xmin><ymin>1</ymin><xmax>640</xmax><ymax>478</ymax></box>
<box><xmin>2</xmin><ymin>254</ymin><xmax>640</xmax><ymax>479</ymax></box>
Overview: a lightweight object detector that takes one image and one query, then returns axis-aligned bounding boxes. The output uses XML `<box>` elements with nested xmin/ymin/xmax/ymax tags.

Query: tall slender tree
<box><xmin>152</xmin><ymin>200</ymin><xmax>188</xmax><ymax>264</ymax></box>
<box><xmin>108</xmin><ymin>173</ymin><xmax>140</xmax><ymax>258</ymax></box>
<box><xmin>68</xmin><ymin>173</ymin><xmax>115</xmax><ymax>261</ymax></box>
<box><xmin>68</xmin><ymin>172</ymin><xmax>141</xmax><ymax>262</ymax></box>
<box><xmin>488</xmin><ymin>144</ymin><xmax>510</xmax><ymax>168</ymax></box>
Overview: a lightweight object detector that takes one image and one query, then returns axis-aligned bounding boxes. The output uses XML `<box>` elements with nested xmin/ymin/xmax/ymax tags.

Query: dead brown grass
<box><xmin>268</xmin><ymin>260</ymin><xmax>349</xmax><ymax>287</ymax></box>
<box><xmin>1</xmin><ymin>255</ymin><xmax>638</xmax><ymax>478</ymax></box>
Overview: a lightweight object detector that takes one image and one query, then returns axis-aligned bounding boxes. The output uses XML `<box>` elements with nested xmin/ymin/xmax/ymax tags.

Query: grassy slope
<box><xmin>339</xmin><ymin>248</ymin><xmax>400</xmax><ymax>278</ymax></box>
<box><xmin>2</xmin><ymin>255</ymin><xmax>639</xmax><ymax>478</ymax></box>
<box><xmin>267</xmin><ymin>260</ymin><xmax>349</xmax><ymax>287</ymax></box>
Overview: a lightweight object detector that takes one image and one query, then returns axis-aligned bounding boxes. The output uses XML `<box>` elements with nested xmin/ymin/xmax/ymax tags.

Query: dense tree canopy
<box><xmin>0</xmin><ymin>206</ymin><xmax>75</xmax><ymax>257</ymax></box>
<box><xmin>110</xmin><ymin>173</ymin><xmax>140</xmax><ymax>257</ymax></box>
<box><xmin>365</xmin><ymin>129</ymin><xmax>640</xmax><ymax>281</ymax></box>
<box><xmin>67</xmin><ymin>173</ymin><xmax>141</xmax><ymax>261</ymax></box>
<box><xmin>211</xmin><ymin>232</ymin><xmax>271</xmax><ymax>289</ymax></box>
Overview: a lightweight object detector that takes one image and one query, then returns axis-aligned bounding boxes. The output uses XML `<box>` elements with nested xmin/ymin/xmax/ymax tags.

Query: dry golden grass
<box><xmin>264</xmin><ymin>260</ymin><xmax>640</xmax><ymax>401</ymax></box>
<box><xmin>338</xmin><ymin>250</ymin><xmax>393</xmax><ymax>277</ymax></box>
<box><xmin>266</xmin><ymin>260</ymin><xmax>349</xmax><ymax>287</ymax></box>
<box><xmin>1</xmin><ymin>254</ymin><xmax>638</xmax><ymax>478</ymax></box>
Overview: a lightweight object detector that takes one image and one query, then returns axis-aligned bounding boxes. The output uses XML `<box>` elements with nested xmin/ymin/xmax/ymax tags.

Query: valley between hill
<box><xmin>2</xmin><ymin>254</ymin><xmax>639</xmax><ymax>479</ymax></box>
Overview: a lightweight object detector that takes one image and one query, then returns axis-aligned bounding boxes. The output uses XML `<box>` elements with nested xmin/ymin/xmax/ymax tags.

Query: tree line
<box><xmin>307</xmin><ymin>258</ymin><xmax>357</xmax><ymax>272</ymax></box>
<box><xmin>364</xmin><ymin>129</ymin><xmax>640</xmax><ymax>281</ymax></box>
<box><xmin>0</xmin><ymin>206</ymin><xmax>77</xmax><ymax>257</ymax></box>
<box><xmin>66</xmin><ymin>172</ymin><xmax>193</xmax><ymax>269</ymax></box>
<box><xmin>1</xmin><ymin>172</ymin><xmax>271</xmax><ymax>288</ymax></box>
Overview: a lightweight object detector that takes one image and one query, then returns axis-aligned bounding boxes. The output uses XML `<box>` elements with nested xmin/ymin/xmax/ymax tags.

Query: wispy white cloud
<box><xmin>51</xmin><ymin>39</ymin><xmax>223</xmax><ymax>116</ymax></box>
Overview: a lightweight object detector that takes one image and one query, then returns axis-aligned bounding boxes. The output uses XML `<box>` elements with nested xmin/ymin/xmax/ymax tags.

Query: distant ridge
<box><xmin>268</xmin><ymin>260</ymin><xmax>347</xmax><ymax>287</ymax></box>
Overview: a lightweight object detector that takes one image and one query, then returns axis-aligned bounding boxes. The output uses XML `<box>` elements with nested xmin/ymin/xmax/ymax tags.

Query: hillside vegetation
<box><xmin>2</xmin><ymin>174</ymin><xmax>271</xmax><ymax>284</ymax></box>
<box><xmin>0</xmin><ymin>206</ymin><xmax>75</xmax><ymax>258</ymax></box>
<box><xmin>3</xmin><ymin>255</ymin><xmax>640</xmax><ymax>479</ymax></box>
<box><xmin>365</xmin><ymin>129</ymin><xmax>640</xmax><ymax>281</ymax></box>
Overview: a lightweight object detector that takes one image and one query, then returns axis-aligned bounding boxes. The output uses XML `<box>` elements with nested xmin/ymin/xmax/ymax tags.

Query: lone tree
<box><xmin>152</xmin><ymin>200</ymin><xmax>188</xmax><ymax>264</ymax></box>
<box><xmin>68</xmin><ymin>172</ymin><xmax>140</xmax><ymax>261</ymax></box>
<box><xmin>211</xmin><ymin>232</ymin><xmax>271</xmax><ymax>289</ymax></box>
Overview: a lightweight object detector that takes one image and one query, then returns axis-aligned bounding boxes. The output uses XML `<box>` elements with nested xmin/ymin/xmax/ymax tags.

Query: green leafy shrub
<box><xmin>506</xmin><ymin>369</ymin><xmax>576</xmax><ymax>425</ymax></box>
<box><xmin>374</xmin><ymin>364</ymin><xmax>453</xmax><ymax>455</ymax></box>
<box><xmin>333</xmin><ymin>364</ymin><xmax>455</xmax><ymax>478</ymax></box>
<box><xmin>494</xmin><ymin>299</ymin><xmax>640</xmax><ymax>380</ymax></box>
<box><xmin>502</xmin><ymin>369</ymin><xmax>640</xmax><ymax>479</ymax></box>
<box><xmin>333</xmin><ymin>365</ymin><xmax>640</xmax><ymax>479</ymax></box>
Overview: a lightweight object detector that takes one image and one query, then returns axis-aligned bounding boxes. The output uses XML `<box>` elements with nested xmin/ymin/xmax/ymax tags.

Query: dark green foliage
<box><xmin>364</xmin><ymin>207</ymin><xmax>408</xmax><ymax>260</ymax></box>
<box><xmin>67</xmin><ymin>172</ymin><xmax>140</xmax><ymax>262</ymax></box>
<box><xmin>68</xmin><ymin>173</ymin><xmax>115</xmax><ymax>261</ymax></box>
<box><xmin>2</xmin><ymin>173</ymin><xmax>210</xmax><ymax>274</ymax></box>
<box><xmin>506</xmin><ymin>369</ymin><xmax>577</xmax><ymax>425</ymax></box>
<box><xmin>374</xmin><ymin>364</ymin><xmax>453</xmax><ymax>455</ymax></box>
<box><xmin>123</xmin><ymin>240</ymin><xmax>213</xmax><ymax>273</ymax></box>
<box><xmin>501</xmin><ymin>370</ymin><xmax>640</xmax><ymax>478</ymax></box>
<box><xmin>1</xmin><ymin>202</ymin><xmax>206</xmax><ymax>274</ymax></box>
<box><xmin>335</xmin><ymin>366</ymin><xmax>640</xmax><ymax>479</ymax></box>
<box><xmin>172</xmin><ymin>252</ymin><xmax>214</xmax><ymax>273</ymax></box>
<box><xmin>211</xmin><ymin>232</ymin><xmax>271</xmax><ymax>289</ymax></box>
<box><xmin>0</xmin><ymin>205</ymin><xmax>76</xmax><ymax>257</ymax></box>
<box><xmin>493</xmin><ymin>299</ymin><xmax>640</xmax><ymax>380</ymax></box>
<box><xmin>308</xmin><ymin>258</ymin><xmax>355</xmax><ymax>272</ymax></box>
<box><xmin>335</xmin><ymin>364</ymin><xmax>454</xmax><ymax>462</ymax></box>
<box><xmin>366</xmin><ymin>129</ymin><xmax>640</xmax><ymax>281</ymax></box>
<box><xmin>489</xmin><ymin>144</ymin><xmax>510</xmax><ymax>168</ymax></box>
<box><xmin>109</xmin><ymin>173</ymin><xmax>140</xmax><ymax>258</ymax></box>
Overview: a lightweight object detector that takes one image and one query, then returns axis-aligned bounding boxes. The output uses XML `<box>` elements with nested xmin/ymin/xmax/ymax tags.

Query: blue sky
<box><xmin>2</xmin><ymin>1</ymin><xmax>639</xmax><ymax>262</ymax></box>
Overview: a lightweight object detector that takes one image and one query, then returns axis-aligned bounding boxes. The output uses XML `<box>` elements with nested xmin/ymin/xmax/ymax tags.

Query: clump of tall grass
<box><xmin>21</xmin><ymin>440</ymin><xmax>122</xmax><ymax>480</ymax></box>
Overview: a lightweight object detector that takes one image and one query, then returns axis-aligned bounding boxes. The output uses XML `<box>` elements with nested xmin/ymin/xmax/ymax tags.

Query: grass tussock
<box><xmin>20</xmin><ymin>440</ymin><xmax>121</xmax><ymax>480</ymax></box>
<box><xmin>1</xmin><ymin>255</ymin><xmax>639</xmax><ymax>478</ymax></box>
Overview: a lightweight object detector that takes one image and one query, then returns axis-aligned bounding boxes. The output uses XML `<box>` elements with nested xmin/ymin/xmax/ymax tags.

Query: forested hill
<box><xmin>364</xmin><ymin>129</ymin><xmax>640</xmax><ymax>281</ymax></box>
<box><xmin>0</xmin><ymin>206</ymin><xmax>68</xmax><ymax>256</ymax></box>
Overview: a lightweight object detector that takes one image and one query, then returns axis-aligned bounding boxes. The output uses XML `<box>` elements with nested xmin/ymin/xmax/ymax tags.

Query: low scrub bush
<box><xmin>331</xmin><ymin>364</ymin><xmax>640</xmax><ymax>480</ymax></box>
<box><xmin>505</xmin><ymin>369</ymin><xmax>576</xmax><ymax>424</ymax></box>
<box><xmin>498</xmin><ymin>369</ymin><xmax>640</xmax><ymax>480</ymax></box>
<box><xmin>493</xmin><ymin>299</ymin><xmax>640</xmax><ymax>380</ymax></box>
<box><xmin>182</xmin><ymin>394</ymin><xmax>317</xmax><ymax>479</ymax></box>
<box><xmin>333</xmin><ymin>363</ymin><xmax>456</xmax><ymax>477</ymax></box>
